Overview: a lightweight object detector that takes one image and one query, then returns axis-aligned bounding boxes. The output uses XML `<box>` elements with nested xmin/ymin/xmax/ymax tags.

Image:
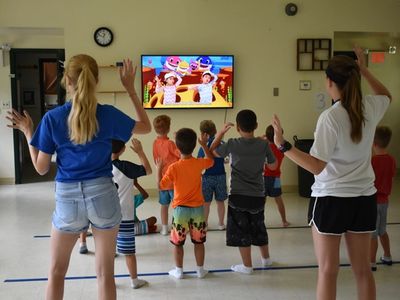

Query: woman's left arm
<box><xmin>7</xmin><ymin>109</ymin><xmax>51</xmax><ymax>175</ymax></box>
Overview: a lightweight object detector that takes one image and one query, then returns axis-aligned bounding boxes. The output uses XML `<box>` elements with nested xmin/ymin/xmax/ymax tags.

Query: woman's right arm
<box><xmin>119</xmin><ymin>59</ymin><xmax>151</xmax><ymax>134</ymax></box>
<box><xmin>354</xmin><ymin>46</ymin><xmax>392</xmax><ymax>102</ymax></box>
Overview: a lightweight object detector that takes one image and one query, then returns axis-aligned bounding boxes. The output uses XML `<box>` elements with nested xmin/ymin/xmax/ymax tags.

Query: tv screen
<box><xmin>141</xmin><ymin>55</ymin><xmax>234</xmax><ymax>109</ymax></box>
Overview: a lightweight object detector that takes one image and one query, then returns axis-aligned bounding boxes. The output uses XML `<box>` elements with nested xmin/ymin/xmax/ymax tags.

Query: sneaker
<box><xmin>197</xmin><ymin>268</ymin><xmax>209</xmax><ymax>279</ymax></box>
<box><xmin>217</xmin><ymin>224</ymin><xmax>226</xmax><ymax>231</ymax></box>
<box><xmin>380</xmin><ymin>256</ymin><xmax>393</xmax><ymax>266</ymax></box>
<box><xmin>261</xmin><ymin>257</ymin><xmax>273</xmax><ymax>267</ymax></box>
<box><xmin>231</xmin><ymin>264</ymin><xmax>253</xmax><ymax>275</ymax></box>
<box><xmin>131</xmin><ymin>278</ymin><xmax>148</xmax><ymax>289</ymax></box>
<box><xmin>160</xmin><ymin>225</ymin><xmax>169</xmax><ymax>236</ymax></box>
<box><xmin>169</xmin><ymin>268</ymin><xmax>184</xmax><ymax>279</ymax></box>
<box><xmin>79</xmin><ymin>243</ymin><xmax>88</xmax><ymax>254</ymax></box>
<box><xmin>371</xmin><ymin>263</ymin><xmax>377</xmax><ymax>272</ymax></box>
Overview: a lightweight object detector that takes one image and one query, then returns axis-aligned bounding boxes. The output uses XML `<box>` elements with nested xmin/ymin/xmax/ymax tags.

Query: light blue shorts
<box><xmin>53</xmin><ymin>177</ymin><xmax>122</xmax><ymax>233</ymax></box>
<box><xmin>159</xmin><ymin>190</ymin><xmax>174</xmax><ymax>205</ymax></box>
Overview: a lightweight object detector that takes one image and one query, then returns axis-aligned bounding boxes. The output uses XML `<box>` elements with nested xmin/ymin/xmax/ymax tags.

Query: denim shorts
<box><xmin>202</xmin><ymin>174</ymin><xmax>228</xmax><ymax>202</ymax></box>
<box><xmin>159</xmin><ymin>190</ymin><xmax>174</xmax><ymax>205</ymax></box>
<box><xmin>53</xmin><ymin>177</ymin><xmax>122</xmax><ymax>233</ymax></box>
<box><xmin>264</xmin><ymin>176</ymin><xmax>282</xmax><ymax>197</ymax></box>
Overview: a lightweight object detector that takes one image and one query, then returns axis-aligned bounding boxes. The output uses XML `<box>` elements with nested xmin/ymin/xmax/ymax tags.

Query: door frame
<box><xmin>10</xmin><ymin>48</ymin><xmax>65</xmax><ymax>184</ymax></box>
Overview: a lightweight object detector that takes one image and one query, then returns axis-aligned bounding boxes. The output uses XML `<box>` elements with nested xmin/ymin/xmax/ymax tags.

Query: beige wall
<box><xmin>1</xmin><ymin>0</ymin><xmax>399</xmax><ymax>188</ymax></box>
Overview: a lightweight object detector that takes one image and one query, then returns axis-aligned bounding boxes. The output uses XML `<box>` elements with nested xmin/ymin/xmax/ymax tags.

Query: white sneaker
<box><xmin>197</xmin><ymin>268</ymin><xmax>208</xmax><ymax>278</ymax></box>
<box><xmin>231</xmin><ymin>264</ymin><xmax>253</xmax><ymax>274</ymax></box>
<box><xmin>160</xmin><ymin>225</ymin><xmax>168</xmax><ymax>236</ymax></box>
<box><xmin>261</xmin><ymin>257</ymin><xmax>273</xmax><ymax>267</ymax></box>
<box><xmin>169</xmin><ymin>268</ymin><xmax>183</xmax><ymax>279</ymax></box>
<box><xmin>217</xmin><ymin>224</ymin><xmax>226</xmax><ymax>231</ymax></box>
<box><xmin>131</xmin><ymin>278</ymin><xmax>148</xmax><ymax>289</ymax></box>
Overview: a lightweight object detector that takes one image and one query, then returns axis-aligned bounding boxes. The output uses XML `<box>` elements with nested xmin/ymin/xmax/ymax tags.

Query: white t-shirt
<box><xmin>310</xmin><ymin>95</ymin><xmax>390</xmax><ymax>197</ymax></box>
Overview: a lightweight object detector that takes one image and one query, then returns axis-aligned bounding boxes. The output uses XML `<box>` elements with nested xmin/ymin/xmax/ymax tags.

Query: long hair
<box><xmin>326</xmin><ymin>56</ymin><xmax>364</xmax><ymax>143</ymax></box>
<box><xmin>62</xmin><ymin>54</ymin><xmax>99</xmax><ymax>144</ymax></box>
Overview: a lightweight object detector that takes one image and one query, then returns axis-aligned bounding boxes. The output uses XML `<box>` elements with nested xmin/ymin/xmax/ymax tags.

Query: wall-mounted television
<box><xmin>141</xmin><ymin>55</ymin><xmax>234</xmax><ymax>109</ymax></box>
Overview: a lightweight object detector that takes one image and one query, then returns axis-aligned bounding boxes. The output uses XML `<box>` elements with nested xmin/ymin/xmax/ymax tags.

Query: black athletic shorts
<box><xmin>308</xmin><ymin>194</ymin><xmax>377</xmax><ymax>235</ymax></box>
<box><xmin>226</xmin><ymin>206</ymin><xmax>268</xmax><ymax>247</ymax></box>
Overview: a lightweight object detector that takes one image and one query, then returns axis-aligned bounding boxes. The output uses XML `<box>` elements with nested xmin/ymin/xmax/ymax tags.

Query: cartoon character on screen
<box><xmin>190</xmin><ymin>71</ymin><xmax>218</xmax><ymax>104</ymax></box>
<box><xmin>189</xmin><ymin>60</ymin><xmax>199</xmax><ymax>72</ymax></box>
<box><xmin>163</xmin><ymin>56</ymin><xmax>181</xmax><ymax>72</ymax></box>
<box><xmin>155</xmin><ymin>72</ymin><xmax>183</xmax><ymax>105</ymax></box>
<box><xmin>175</xmin><ymin>61</ymin><xmax>191</xmax><ymax>77</ymax></box>
<box><xmin>196</xmin><ymin>56</ymin><xmax>213</xmax><ymax>72</ymax></box>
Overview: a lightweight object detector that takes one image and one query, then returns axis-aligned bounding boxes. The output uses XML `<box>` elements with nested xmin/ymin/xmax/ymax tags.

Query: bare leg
<box><xmin>259</xmin><ymin>244</ymin><xmax>270</xmax><ymax>259</ymax></box>
<box><xmin>194</xmin><ymin>243</ymin><xmax>205</xmax><ymax>266</ymax></box>
<box><xmin>173</xmin><ymin>245</ymin><xmax>184</xmax><ymax>268</ymax></box>
<box><xmin>80</xmin><ymin>231</ymin><xmax>87</xmax><ymax>243</ymax></box>
<box><xmin>92</xmin><ymin>225</ymin><xmax>119</xmax><ymax>300</ymax></box>
<box><xmin>274</xmin><ymin>196</ymin><xmax>289</xmax><ymax>226</ymax></box>
<box><xmin>370</xmin><ymin>237</ymin><xmax>378</xmax><ymax>264</ymax></box>
<box><xmin>312</xmin><ymin>226</ymin><xmax>341</xmax><ymax>300</ymax></box>
<box><xmin>203</xmin><ymin>202</ymin><xmax>211</xmax><ymax>224</ymax></box>
<box><xmin>379</xmin><ymin>232</ymin><xmax>392</xmax><ymax>258</ymax></box>
<box><xmin>216</xmin><ymin>200</ymin><xmax>226</xmax><ymax>226</ymax></box>
<box><xmin>161</xmin><ymin>204</ymin><xmax>169</xmax><ymax>226</ymax></box>
<box><xmin>45</xmin><ymin>227</ymin><xmax>79</xmax><ymax>300</ymax></box>
<box><xmin>345</xmin><ymin>232</ymin><xmax>376</xmax><ymax>300</ymax></box>
<box><xmin>125</xmin><ymin>255</ymin><xmax>138</xmax><ymax>279</ymax></box>
<box><xmin>239</xmin><ymin>246</ymin><xmax>252</xmax><ymax>267</ymax></box>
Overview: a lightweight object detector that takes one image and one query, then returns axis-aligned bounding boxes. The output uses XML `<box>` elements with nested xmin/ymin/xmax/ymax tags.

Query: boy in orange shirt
<box><xmin>153</xmin><ymin>115</ymin><xmax>181</xmax><ymax>235</ymax></box>
<box><xmin>157</xmin><ymin>128</ymin><xmax>214</xmax><ymax>279</ymax></box>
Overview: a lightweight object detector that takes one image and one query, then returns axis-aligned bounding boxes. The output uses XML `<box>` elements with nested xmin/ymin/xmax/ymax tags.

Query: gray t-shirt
<box><xmin>216</xmin><ymin>137</ymin><xmax>276</xmax><ymax>198</ymax></box>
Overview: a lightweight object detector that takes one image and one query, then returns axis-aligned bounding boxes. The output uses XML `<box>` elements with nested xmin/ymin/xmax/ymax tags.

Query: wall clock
<box><xmin>94</xmin><ymin>27</ymin><xmax>113</xmax><ymax>47</ymax></box>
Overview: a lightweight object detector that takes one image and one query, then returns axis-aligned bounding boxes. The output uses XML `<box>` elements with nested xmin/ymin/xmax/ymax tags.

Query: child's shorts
<box><xmin>170</xmin><ymin>206</ymin><xmax>207</xmax><ymax>246</ymax></box>
<box><xmin>373</xmin><ymin>203</ymin><xmax>388</xmax><ymax>238</ymax></box>
<box><xmin>117</xmin><ymin>220</ymin><xmax>136</xmax><ymax>255</ymax></box>
<box><xmin>202</xmin><ymin>174</ymin><xmax>228</xmax><ymax>202</ymax></box>
<box><xmin>134</xmin><ymin>220</ymin><xmax>149</xmax><ymax>236</ymax></box>
<box><xmin>226</xmin><ymin>206</ymin><xmax>268</xmax><ymax>247</ymax></box>
<box><xmin>53</xmin><ymin>177</ymin><xmax>122</xmax><ymax>233</ymax></box>
<box><xmin>308</xmin><ymin>194</ymin><xmax>377</xmax><ymax>235</ymax></box>
<box><xmin>159</xmin><ymin>190</ymin><xmax>174</xmax><ymax>205</ymax></box>
<box><xmin>264</xmin><ymin>176</ymin><xmax>282</xmax><ymax>197</ymax></box>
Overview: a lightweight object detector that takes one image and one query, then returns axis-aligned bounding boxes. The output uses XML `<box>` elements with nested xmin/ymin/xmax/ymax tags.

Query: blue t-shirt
<box><xmin>30</xmin><ymin>102</ymin><xmax>135</xmax><ymax>182</ymax></box>
<box><xmin>197</xmin><ymin>136</ymin><xmax>225</xmax><ymax>176</ymax></box>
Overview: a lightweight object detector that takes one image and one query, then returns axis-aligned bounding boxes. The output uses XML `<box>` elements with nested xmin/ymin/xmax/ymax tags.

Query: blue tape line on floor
<box><xmin>4</xmin><ymin>261</ymin><xmax>399</xmax><ymax>283</ymax></box>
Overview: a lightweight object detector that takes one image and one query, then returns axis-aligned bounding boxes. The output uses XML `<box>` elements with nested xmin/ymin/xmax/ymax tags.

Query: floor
<box><xmin>0</xmin><ymin>179</ymin><xmax>399</xmax><ymax>300</ymax></box>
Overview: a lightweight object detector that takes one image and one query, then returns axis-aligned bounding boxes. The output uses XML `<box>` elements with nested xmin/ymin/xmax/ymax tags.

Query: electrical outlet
<box><xmin>2</xmin><ymin>100</ymin><xmax>10</xmax><ymax>109</ymax></box>
<box><xmin>273</xmin><ymin>88</ymin><xmax>279</xmax><ymax>96</ymax></box>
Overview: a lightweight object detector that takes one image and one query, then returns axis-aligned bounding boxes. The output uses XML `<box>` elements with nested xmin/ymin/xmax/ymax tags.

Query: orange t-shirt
<box><xmin>160</xmin><ymin>157</ymin><xmax>214</xmax><ymax>208</ymax></box>
<box><xmin>153</xmin><ymin>136</ymin><xmax>181</xmax><ymax>190</ymax></box>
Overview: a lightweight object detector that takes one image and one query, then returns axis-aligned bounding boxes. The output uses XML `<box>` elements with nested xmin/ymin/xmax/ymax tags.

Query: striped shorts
<box><xmin>134</xmin><ymin>220</ymin><xmax>149</xmax><ymax>236</ymax></box>
<box><xmin>117</xmin><ymin>220</ymin><xmax>136</xmax><ymax>255</ymax></box>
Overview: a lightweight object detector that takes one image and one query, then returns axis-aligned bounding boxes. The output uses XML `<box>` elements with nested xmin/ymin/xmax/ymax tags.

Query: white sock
<box><xmin>261</xmin><ymin>257</ymin><xmax>273</xmax><ymax>267</ymax></box>
<box><xmin>131</xmin><ymin>277</ymin><xmax>148</xmax><ymax>289</ymax></box>
<box><xmin>79</xmin><ymin>242</ymin><xmax>86</xmax><ymax>247</ymax></box>
<box><xmin>169</xmin><ymin>267</ymin><xmax>183</xmax><ymax>279</ymax></box>
<box><xmin>231</xmin><ymin>264</ymin><xmax>253</xmax><ymax>274</ymax></box>
<box><xmin>196</xmin><ymin>266</ymin><xmax>208</xmax><ymax>278</ymax></box>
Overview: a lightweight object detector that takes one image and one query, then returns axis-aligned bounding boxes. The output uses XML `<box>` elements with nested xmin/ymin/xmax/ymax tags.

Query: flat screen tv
<box><xmin>141</xmin><ymin>55</ymin><xmax>234</xmax><ymax>109</ymax></box>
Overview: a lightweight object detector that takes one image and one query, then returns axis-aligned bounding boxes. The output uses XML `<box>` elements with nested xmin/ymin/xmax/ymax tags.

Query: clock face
<box><xmin>94</xmin><ymin>27</ymin><xmax>113</xmax><ymax>47</ymax></box>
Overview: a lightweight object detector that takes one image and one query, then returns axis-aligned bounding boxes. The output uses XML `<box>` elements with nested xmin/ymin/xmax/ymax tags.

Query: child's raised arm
<box><xmin>198</xmin><ymin>132</ymin><xmax>214</xmax><ymax>160</ymax></box>
<box><xmin>130</xmin><ymin>138</ymin><xmax>152</xmax><ymax>175</ymax></box>
<box><xmin>119</xmin><ymin>59</ymin><xmax>151</xmax><ymax>134</ymax></box>
<box><xmin>210</xmin><ymin>122</ymin><xmax>234</xmax><ymax>156</ymax></box>
<box><xmin>133</xmin><ymin>178</ymin><xmax>149</xmax><ymax>200</ymax></box>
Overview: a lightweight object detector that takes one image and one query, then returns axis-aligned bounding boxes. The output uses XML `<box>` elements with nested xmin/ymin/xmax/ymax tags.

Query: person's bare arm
<box><xmin>130</xmin><ymin>138</ymin><xmax>152</xmax><ymax>175</ymax></box>
<box><xmin>133</xmin><ymin>178</ymin><xmax>149</xmax><ymax>200</ymax></box>
<box><xmin>198</xmin><ymin>132</ymin><xmax>214</xmax><ymax>160</ymax></box>
<box><xmin>210</xmin><ymin>122</ymin><xmax>234</xmax><ymax>157</ymax></box>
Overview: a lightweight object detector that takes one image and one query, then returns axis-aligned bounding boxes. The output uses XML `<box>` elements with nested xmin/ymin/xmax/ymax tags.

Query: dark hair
<box><xmin>326</xmin><ymin>55</ymin><xmax>364</xmax><ymax>143</ymax></box>
<box><xmin>374</xmin><ymin>126</ymin><xmax>392</xmax><ymax>148</ymax></box>
<box><xmin>153</xmin><ymin>115</ymin><xmax>171</xmax><ymax>135</ymax></box>
<box><xmin>236</xmin><ymin>109</ymin><xmax>257</xmax><ymax>132</ymax></box>
<box><xmin>112</xmin><ymin>139</ymin><xmax>125</xmax><ymax>154</ymax></box>
<box><xmin>175</xmin><ymin>128</ymin><xmax>197</xmax><ymax>155</ymax></box>
<box><xmin>200</xmin><ymin>120</ymin><xmax>217</xmax><ymax>136</ymax></box>
<box><xmin>265</xmin><ymin>124</ymin><xmax>283</xmax><ymax>142</ymax></box>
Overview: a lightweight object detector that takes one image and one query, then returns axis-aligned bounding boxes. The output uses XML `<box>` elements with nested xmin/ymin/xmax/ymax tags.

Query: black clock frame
<box><xmin>94</xmin><ymin>27</ymin><xmax>114</xmax><ymax>47</ymax></box>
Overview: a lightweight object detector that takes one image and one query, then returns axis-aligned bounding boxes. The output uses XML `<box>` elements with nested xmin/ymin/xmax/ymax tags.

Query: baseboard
<box><xmin>0</xmin><ymin>177</ymin><xmax>14</xmax><ymax>185</ymax></box>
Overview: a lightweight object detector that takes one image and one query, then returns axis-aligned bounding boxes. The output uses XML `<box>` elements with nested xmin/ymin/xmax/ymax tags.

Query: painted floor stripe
<box><xmin>32</xmin><ymin>222</ymin><xmax>400</xmax><ymax>238</ymax></box>
<box><xmin>4</xmin><ymin>261</ymin><xmax>399</xmax><ymax>283</ymax></box>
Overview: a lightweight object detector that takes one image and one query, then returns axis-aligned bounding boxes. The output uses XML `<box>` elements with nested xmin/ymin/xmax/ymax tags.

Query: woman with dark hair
<box><xmin>272</xmin><ymin>46</ymin><xmax>391</xmax><ymax>300</ymax></box>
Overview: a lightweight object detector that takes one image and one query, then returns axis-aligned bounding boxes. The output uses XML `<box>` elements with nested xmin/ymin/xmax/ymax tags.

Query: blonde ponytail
<box><xmin>63</xmin><ymin>55</ymin><xmax>99</xmax><ymax>144</ymax></box>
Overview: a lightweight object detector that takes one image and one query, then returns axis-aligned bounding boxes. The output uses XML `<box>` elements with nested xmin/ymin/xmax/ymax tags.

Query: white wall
<box><xmin>1</xmin><ymin>0</ymin><xmax>399</xmax><ymax>187</ymax></box>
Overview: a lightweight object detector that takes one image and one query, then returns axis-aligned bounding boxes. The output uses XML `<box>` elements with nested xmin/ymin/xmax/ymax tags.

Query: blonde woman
<box><xmin>7</xmin><ymin>55</ymin><xmax>151</xmax><ymax>300</ymax></box>
<box><xmin>272</xmin><ymin>46</ymin><xmax>391</xmax><ymax>300</ymax></box>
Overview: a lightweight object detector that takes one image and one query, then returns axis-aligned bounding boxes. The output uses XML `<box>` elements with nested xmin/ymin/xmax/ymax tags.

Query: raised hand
<box><xmin>119</xmin><ymin>59</ymin><xmax>137</xmax><ymax>93</ymax></box>
<box><xmin>221</xmin><ymin>122</ymin><xmax>234</xmax><ymax>134</ymax></box>
<box><xmin>155</xmin><ymin>157</ymin><xmax>163</xmax><ymax>170</ymax></box>
<box><xmin>353</xmin><ymin>45</ymin><xmax>367</xmax><ymax>72</ymax></box>
<box><xmin>198</xmin><ymin>132</ymin><xmax>208</xmax><ymax>146</ymax></box>
<box><xmin>6</xmin><ymin>109</ymin><xmax>34</xmax><ymax>137</ymax></box>
<box><xmin>271</xmin><ymin>114</ymin><xmax>285</xmax><ymax>146</ymax></box>
<box><xmin>130</xmin><ymin>138</ymin><xmax>143</xmax><ymax>153</ymax></box>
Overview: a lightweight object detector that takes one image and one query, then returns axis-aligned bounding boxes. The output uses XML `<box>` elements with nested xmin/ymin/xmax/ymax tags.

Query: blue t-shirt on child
<box><xmin>197</xmin><ymin>136</ymin><xmax>225</xmax><ymax>176</ymax></box>
<box><xmin>30</xmin><ymin>102</ymin><xmax>135</xmax><ymax>182</ymax></box>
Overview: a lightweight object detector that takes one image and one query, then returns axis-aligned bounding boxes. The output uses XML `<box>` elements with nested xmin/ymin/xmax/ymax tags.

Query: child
<box><xmin>152</xmin><ymin>115</ymin><xmax>181</xmax><ymax>235</ymax></box>
<box><xmin>197</xmin><ymin>120</ymin><xmax>227</xmax><ymax>229</ymax></box>
<box><xmin>370</xmin><ymin>126</ymin><xmax>396</xmax><ymax>271</ymax></box>
<box><xmin>210</xmin><ymin>110</ymin><xmax>277</xmax><ymax>274</ymax></box>
<box><xmin>191</xmin><ymin>71</ymin><xmax>218</xmax><ymax>104</ymax></box>
<box><xmin>264</xmin><ymin>125</ymin><xmax>290</xmax><ymax>227</ymax></box>
<box><xmin>155</xmin><ymin>72</ymin><xmax>182</xmax><ymax>105</ymax></box>
<box><xmin>157</xmin><ymin>128</ymin><xmax>214</xmax><ymax>279</ymax></box>
<box><xmin>133</xmin><ymin>178</ymin><xmax>158</xmax><ymax>235</ymax></box>
<box><xmin>112</xmin><ymin>138</ymin><xmax>152</xmax><ymax>289</ymax></box>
